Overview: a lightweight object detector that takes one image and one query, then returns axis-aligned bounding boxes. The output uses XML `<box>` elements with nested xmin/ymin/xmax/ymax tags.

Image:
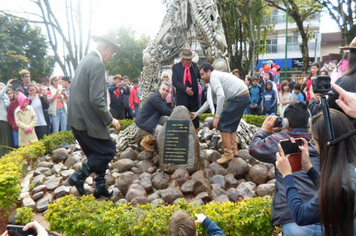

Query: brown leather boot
<box><xmin>217</xmin><ymin>132</ymin><xmax>234</xmax><ymax>164</ymax></box>
<box><xmin>230</xmin><ymin>131</ymin><xmax>239</xmax><ymax>156</ymax></box>
<box><xmin>140</xmin><ymin>135</ymin><xmax>155</xmax><ymax>152</ymax></box>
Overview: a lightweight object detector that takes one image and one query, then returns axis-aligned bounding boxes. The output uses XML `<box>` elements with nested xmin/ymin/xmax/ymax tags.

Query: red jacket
<box><xmin>7</xmin><ymin>100</ymin><xmax>19</xmax><ymax>131</ymax></box>
<box><xmin>129</xmin><ymin>87</ymin><xmax>140</xmax><ymax>110</ymax></box>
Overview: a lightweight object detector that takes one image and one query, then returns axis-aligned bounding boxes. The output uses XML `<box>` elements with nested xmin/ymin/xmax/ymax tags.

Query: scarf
<box><xmin>114</xmin><ymin>83</ymin><xmax>121</xmax><ymax>98</ymax></box>
<box><xmin>182</xmin><ymin>60</ymin><xmax>192</xmax><ymax>86</ymax></box>
<box><xmin>207</xmin><ymin>83</ymin><xmax>215</xmax><ymax>115</ymax></box>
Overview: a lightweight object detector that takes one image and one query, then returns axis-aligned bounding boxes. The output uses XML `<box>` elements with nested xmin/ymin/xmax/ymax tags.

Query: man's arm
<box><xmin>150</xmin><ymin>95</ymin><xmax>172</xmax><ymax>116</ymax></box>
<box><xmin>210</xmin><ymin>77</ymin><xmax>225</xmax><ymax>117</ymax></box>
<box><xmin>249</xmin><ymin>116</ymin><xmax>280</xmax><ymax>163</ymax></box>
<box><xmin>89</xmin><ymin>62</ymin><xmax>113</xmax><ymax>126</ymax></box>
<box><xmin>172</xmin><ymin>64</ymin><xmax>188</xmax><ymax>93</ymax></box>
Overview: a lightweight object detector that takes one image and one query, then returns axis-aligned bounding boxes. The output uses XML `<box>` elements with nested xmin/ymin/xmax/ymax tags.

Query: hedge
<box><xmin>0</xmin><ymin>131</ymin><xmax>74</xmax><ymax>216</ymax></box>
<box><xmin>199</xmin><ymin>113</ymin><xmax>266</xmax><ymax>127</ymax></box>
<box><xmin>45</xmin><ymin>195</ymin><xmax>274</xmax><ymax>236</ymax></box>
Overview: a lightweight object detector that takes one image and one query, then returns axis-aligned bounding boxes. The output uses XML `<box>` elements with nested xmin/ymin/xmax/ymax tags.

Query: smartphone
<box><xmin>7</xmin><ymin>225</ymin><xmax>37</xmax><ymax>236</ymax></box>
<box><xmin>58</xmin><ymin>84</ymin><xmax>63</xmax><ymax>91</ymax></box>
<box><xmin>11</xmin><ymin>79</ymin><xmax>21</xmax><ymax>89</ymax></box>
<box><xmin>279</xmin><ymin>138</ymin><xmax>303</xmax><ymax>154</ymax></box>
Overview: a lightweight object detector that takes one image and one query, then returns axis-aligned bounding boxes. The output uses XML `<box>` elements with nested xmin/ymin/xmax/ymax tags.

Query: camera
<box><xmin>273</xmin><ymin>116</ymin><xmax>283</xmax><ymax>128</ymax></box>
<box><xmin>10</xmin><ymin>79</ymin><xmax>21</xmax><ymax>89</ymax></box>
<box><xmin>312</xmin><ymin>75</ymin><xmax>331</xmax><ymax>94</ymax></box>
<box><xmin>120</xmin><ymin>83</ymin><xmax>126</xmax><ymax>88</ymax></box>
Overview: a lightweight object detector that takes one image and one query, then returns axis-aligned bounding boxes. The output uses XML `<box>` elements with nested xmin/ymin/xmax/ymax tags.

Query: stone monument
<box><xmin>157</xmin><ymin>106</ymin><xmax>199</xmax><ymax>174</ymax></box>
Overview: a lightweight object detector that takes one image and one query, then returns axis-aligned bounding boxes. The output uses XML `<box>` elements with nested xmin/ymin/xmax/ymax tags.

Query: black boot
<box><xmin>68</xmin><ymin>162</ymin><xmax>92</xmax><ymax>196</ymax></box>
<box><xmin>93</xmin><ymin>173</ymin><xmax>113</xmax><ymax>199</ymax></box>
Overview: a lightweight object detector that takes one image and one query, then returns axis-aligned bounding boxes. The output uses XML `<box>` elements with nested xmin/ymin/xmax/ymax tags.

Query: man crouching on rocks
<box><xmin>67</xmin><ymin>34</ymin><xmax>121</xmax><ymax>199</ymax></box>
<box><xmin>135</xmin><ymin>81</ymin><xmax>173</xmax><ymax>152</ymax></box>
<box><xmin>191</xmin><ymin>63</ymin><xmax>249</xmax><ymax>164</ymax></box>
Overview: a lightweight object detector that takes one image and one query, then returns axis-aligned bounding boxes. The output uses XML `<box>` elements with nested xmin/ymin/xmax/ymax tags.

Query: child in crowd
<box><xmin>292</xmin><ymin>83</ymin><xmax>305</xmax><ymax>102</ymax></box>
<box><xmin>14</xmin><ymin>92</ymin><xmax>38</xmax><ymax>146</ymax></box>
<box><xmin>263</xmin><ymin>80</ymin><xmax>278</xmax><ymax>115</ymax></box>
<box><xmin>279</xmin><ymin>80</ymin><xmax>293</xmax><ymax>114</ymax></box>
<box><xmin>129</xmin><ymin>78</ymin><xmax>140</xmax><ymax>118</ymax></box>
<box><xmin>249</xmin><ymin>76</ymin><xmax>263</xmax><ymax>115</ymax></box>
<box><xmin>169</xmin><ymin>210</ymin><xmax>225</xmax><ymax>236</ymax></box>
<box><xmin>244</xmin><ymin>75</ymin><xmax>251</xmax><ymax>114</ymax></box>
<box><xmin>7</xmin><ymin>88</ymin><xmax>23</xmax><ymax>148</ymax></box>
<box><xmin>304</xmin><ymin>62</ymin><xmax>320</xmax><ymax>103</ymax></box>
<box><xmin>6</xmin><ymin>88</ymin><xmax>15</xmax><ymax>102</ymax></box>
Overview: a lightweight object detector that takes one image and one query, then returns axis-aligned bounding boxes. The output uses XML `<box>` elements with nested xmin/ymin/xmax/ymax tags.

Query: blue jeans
<box><xmin>130</xmin><ymin>104</ymin><xmax>139</xmax><ymax>118</ymax></box>
<box><xmin>282</xmin><ymin>222</ymin><xmax>324</xmax><ymax>236</ymax></box>
<box><xmin>51</xmin><ymin>108</ymin><xmax>67</xmax><ymax>133</ymax></box>
<box><xmin>11</xmin><ymin>129</ymin><xmax>19</xmax><ymax>148</ymax></box>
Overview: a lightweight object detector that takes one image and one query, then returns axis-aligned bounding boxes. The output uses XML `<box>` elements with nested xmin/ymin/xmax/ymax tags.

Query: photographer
<box><xmin>276</xmin><ymin>109</ymin><xmax>356</xmax><ymax>236</ymax></box>
<box><xmin>308</xmin><ymin>36</ymin><xmax>356</xmax><ymax>127</ymax></box>
<box><xmin>249</xmin><ymin>101</ymin><xmax>322</xmax><ymax>235</ymax></box>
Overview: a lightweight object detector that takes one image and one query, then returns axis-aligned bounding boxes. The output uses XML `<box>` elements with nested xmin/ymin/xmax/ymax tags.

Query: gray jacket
<box><xmin>67</xmin><ymin>51</ymin><xmax>112</xmax><ymax>139</ymax></box>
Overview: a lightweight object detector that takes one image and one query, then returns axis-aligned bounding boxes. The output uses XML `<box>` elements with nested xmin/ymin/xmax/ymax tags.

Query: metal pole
<box><xmin>284</xmin><ymin>0</ymin><xmax>289</xmax><ymax>80</ymax></box>
<box><xmin>314</xmin><ymin>33</ymin><xmax>318</xmax><ymax>62</ymax></box>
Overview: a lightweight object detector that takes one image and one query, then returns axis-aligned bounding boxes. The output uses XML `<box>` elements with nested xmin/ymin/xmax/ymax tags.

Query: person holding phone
<box><xmin>249</xmin><ymin>101</ymin><xmax>322</xmax><ymax>235</ymax></box>
<box><xmin>276</xmin><ymin>109</ymin><xmax>356</xmax><ymax>236</ymax></box>
<box><xmin>47</xmin><ymin>75</ymin><xmax>68</xmax><ymax>133</ymax></box>
<box><xmin>2</xmin><ymin>221</ymin><xmax>48</xmax><ymax>236</ymax></box>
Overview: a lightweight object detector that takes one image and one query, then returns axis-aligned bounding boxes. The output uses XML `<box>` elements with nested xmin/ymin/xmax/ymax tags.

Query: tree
<box><xmin>0</xmin><ymin>14</ymin><xmax>55</xmax><ymax>83</ymax></box>
<box><xmin>216</xmin><ymin>0</ymin><xmax>274</xmax><ymax>76</ymax></box>
<box><xmin>106</xmin><ymin>27</ymin><xmax>150</xmax><ymax>79</ymax></box>
<box><xmin>265</xmin><ymin>0</ymin><xmax>323</xmax><ymax>73</ymax></box>
<box><xmin>1</xmin><ymin>0</ymin><xmax>94</xmax><ymax>77</ymax></box>
<box><xmin>316</xmin><ymin>0</ymin><xmax>356</xmax><ymax>45</ymax></box>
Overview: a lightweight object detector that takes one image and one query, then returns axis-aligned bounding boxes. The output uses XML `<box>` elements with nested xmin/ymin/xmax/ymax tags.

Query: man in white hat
<box><xmin>172</xmin><ymin>46</ymin><xmax>200</xmax><ymax>129</ymax></box>
<box><xmin>67</xmin><ymin>34</ymin><xmax>121</xmax><ymax>199</ymax></box>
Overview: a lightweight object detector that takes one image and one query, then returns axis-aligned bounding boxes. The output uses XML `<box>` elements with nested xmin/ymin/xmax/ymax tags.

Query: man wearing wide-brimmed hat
<box><xmin>108</xmin><ymin>74</ymin><xmax>125</xmax><ymax>119</ymax></box>
<box><xmin>172</xmin><ymin>46</ymin><xmax>200</xmax><ymax>129</ymax></box>
<box><xmin>67</xmin><ymin>34</ymin><xmax>121</xmax><ymax>199</ymax></box>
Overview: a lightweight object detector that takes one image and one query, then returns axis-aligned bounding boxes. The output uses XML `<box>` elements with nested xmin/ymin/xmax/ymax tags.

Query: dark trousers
<box><xmin>71</xmin><ymin>127</ymin><xmax>116</xmax><ymax>173</ymax></box>
<box><xmin>110</xmin><ymin>108</ymin><xmax>125</xmax><ymax>120</ymax></box>
<box><xmin>35</xmin><ymin>126</ymin><xmax>48</xmax><ymax>140</ymax></box>
<box><xmin>251</xmin><ymin>107</ymin><xmax>262</xmax><ymax>115</ymax></box>
<box><xmin>177</xmin><ymin>97</ymin><xmax>200</xmax><ymax>128</ymax></box>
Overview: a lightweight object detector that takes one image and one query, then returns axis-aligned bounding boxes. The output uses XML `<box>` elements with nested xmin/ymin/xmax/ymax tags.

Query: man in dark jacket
<box><xmin>67</xmin><ymin>34</ymin><xmax>121</xmax><ymax>199</ymax></box>
<box><xmin>135</xmin><ymin>81</ymin><xmax>172</xmax><ymax>152</ymax></box>
<box><xmin>249</xmin><ymin>101</ymin><xmax>323</xmax><ymax>235</ymax></box>
<box><xmin>172</xmin><ymin>47</ymin><xmax>200</xmax><ymax>129</ymax></box>
<box><xmin>108</xmin><ymin>74</ymin><xmax>125</xmax><ymax>119</ymax></box>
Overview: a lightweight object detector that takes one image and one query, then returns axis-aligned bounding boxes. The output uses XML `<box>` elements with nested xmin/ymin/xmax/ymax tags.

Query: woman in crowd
<box><xmin>6</xmin><ymin>88</ymin><xmax>15</xmax><ymax>102</ymax></box>
<box><xmin>304</xmin><ymin>62</ymin><xmax>320</xmax><ymax>103</ymax></box>
<box><xmin>47</xmin><ymin>75</ymin><xmax>68</xmax><ymax>133</ymax></box>
<box><xmin>7</xmin><ymin>88</ymin><xmax>24</xmax><ymax>148</ymax></box>
<box><xmin>161</xmin><ymin>72</ymin><xmax>175</xmax><ymax>109</ymax></box>
<box><xmin>28</xmin><ymin>83</ymin><xmax>49</xmax><ymax>139</ymax></box>
<box><xmin>14</xmin><ymin>92</ymin><xmax>37</xmax><ymax>146</ymax></box>
<box><xmin>0</xmin><ymin>80</ymin><xmax>13</xmax><ymax>156</ymax></box>
<box><xmin>276</xmin><ymin>109</ymin><xmax>356</xmax><ymax>235</ymax></box>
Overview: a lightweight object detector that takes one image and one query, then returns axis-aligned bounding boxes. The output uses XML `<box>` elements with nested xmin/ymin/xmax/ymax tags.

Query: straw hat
<box><xmin>340</xmin><ymin>36</ymin><xmax>356</xmax><ymax>50</ymax></box>
<box><xmin>91</xmin><ymin>34</ymin><xmax>122</xmax><ymax>53</ymax></box>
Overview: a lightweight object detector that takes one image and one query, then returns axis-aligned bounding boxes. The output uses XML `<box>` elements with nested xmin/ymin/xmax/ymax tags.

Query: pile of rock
<box><xmin>19</xmin><ymin>134</ymin><xmax>275</xmax><ymax>213</ymax></box>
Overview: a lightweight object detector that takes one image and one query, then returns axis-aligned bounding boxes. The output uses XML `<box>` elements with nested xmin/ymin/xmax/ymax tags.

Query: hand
<box><xmin>299</xmin><ymin>138</ymin><xmax>313</xmax><ymax>172</ymax></box>
<box><xmin>56</xmin><ymin>89</ymin><xmax>61</xmax><ymax>95</ymax></box>
<box><xmin>23</xmin><ymin>221</ymin><xmax>49</xmax><ymax>236</ymax></box>
<box><xmin>186</xmin><ymin>87</ymin><xmax>194</xmax><ymax>96</ymax></box>
<box><xmin>132</xmin><ymin>110</ymin><xmax>136</xmax><ymax>115</ymax></box>
<box><xmin>332</xmin><ymin>82</ymin><xmax>356</xmax><ymax>119</ymax></box>
<box><xmin>250</xmin><ymin>104</ymin><xmax>253</xmax><ymax>108</ymax></box>
<box><xmin>309</xmin><ymin>86</ymin><xmax>317</xmax><ymax>100</ymax></box>
<box><xmin>111</xmin><ymin>118</ymin><xmax>121</xmax><ymax>132</ymax></box>
<box><xmin>190</xmin><ymin>112</ymin><xmax>197</xmax><ymax>120</ymax></box>
<box><xmin>275</xmin><ymin>143</ymin><xmax>292</xmax><ymax>178</ymax></box>
<box><xmin>213</xmin><ymin>117</ymin><xmax>220</xmax><ymax>129</ymax></box>
<box><xmin>26</xmin><ymin>127</ymin><xmax>33</xmax><ymax>133</ymax></box>
<box><xmin>39</xmin><ymin>93</ymin><xmax>43</xmax><ymax>98</ymax></box>
<box><xmin>195</xmin><ymin>213</ymin><xmax>207</xmax><ymax>224</ymax></box>
<box><xmin>1</xmin><ymin>230</ymin><xmax>8</xmax><ymax>236</ymax></box>
<box><xmin>61</xmin><ymin>89</ymin><xmax>66</xmax><ymax>95</ymax></box>
<box><xmin>6</xmin><ymin>79</ymin><xmax>13</xmax><ymax>88</ymax></box>
<box><xmin>261</xmin><ymin>115</ymin><xmax>277</xmax><ymax>134</ymax></box>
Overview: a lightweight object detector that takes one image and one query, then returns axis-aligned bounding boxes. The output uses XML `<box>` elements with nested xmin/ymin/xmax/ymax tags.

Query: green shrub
<box><xmin>0</xmin><ymin>163</ymin><xmax>21</xmax><ymax>215</ymax></box>
<box><xmin>15</xmin><ymin>207</ymin><xmax>34</xmax><ymax>225</ymax></box>
<box><xmin>242</xmin><ymin>114</ymin><xmax>267</xmax><ymax>127</ymax></box>
<box><xmin>120</xmin><ymin>119</ymin><xmax>134</xmax><ymax>131</ymax></box>
<box><xmin>199</xmin><ymin>113</ymin><xmax>215</xmax><ymax>122</ymax></box>
<box><xmin>45</xmin><ymin>195</ymin><xmax>273</xmax><ymax>236</ymax></box>
<box><xmin>0</xmin><ymin>131</ymin><xmax>74</xmax><ymax>217</ymax></box>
